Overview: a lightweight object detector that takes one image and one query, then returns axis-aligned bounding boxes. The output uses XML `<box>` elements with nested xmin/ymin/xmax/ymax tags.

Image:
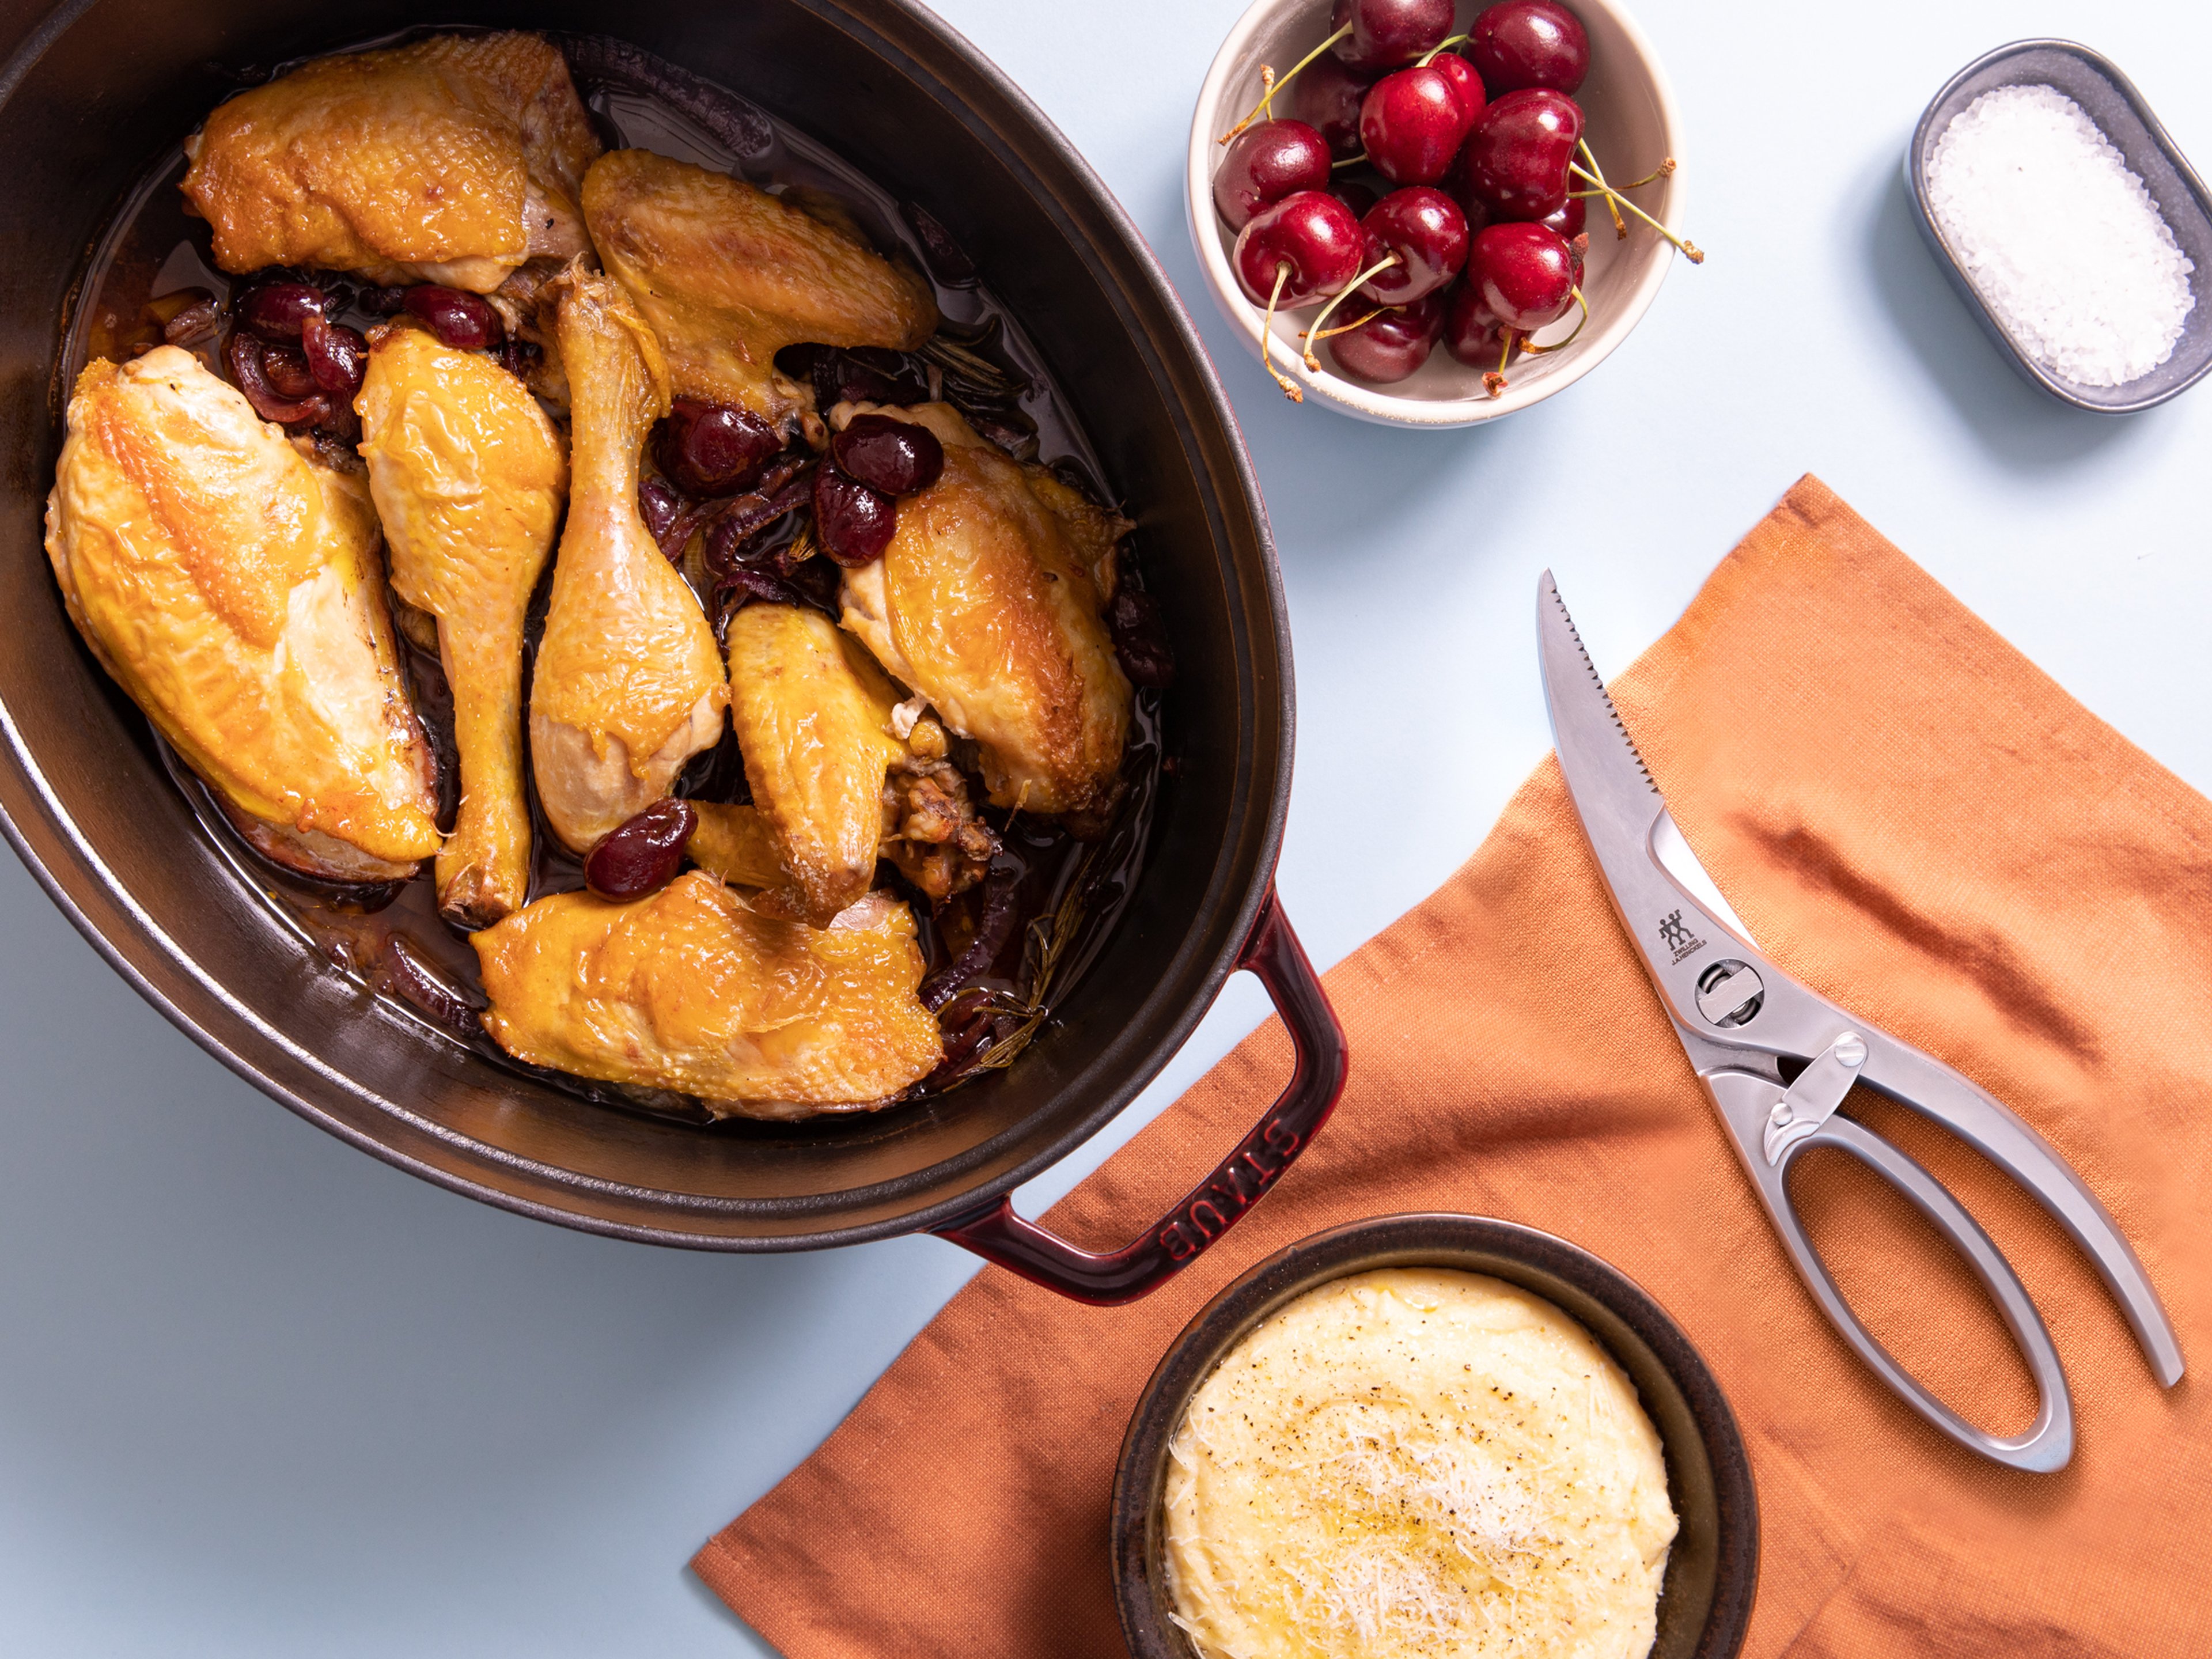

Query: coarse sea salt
<box><xmin>1925</xmin><ymin>84</ymin><xmax>2195</xmax><ymax>388</ymax></box>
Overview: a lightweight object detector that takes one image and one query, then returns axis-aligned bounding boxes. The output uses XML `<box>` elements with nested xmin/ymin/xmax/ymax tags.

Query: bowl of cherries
<box><xmin>1187</xmin><ymin>0</ymin><xmax>1694</xmax><ymax>426</ymax></box>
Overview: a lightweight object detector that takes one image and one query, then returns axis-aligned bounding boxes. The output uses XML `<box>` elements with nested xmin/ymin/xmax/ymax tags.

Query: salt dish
<box><xmin>1909</xmin><ymin>40</ymin><xmax>2212</xmax><ymax>414</ymax></box>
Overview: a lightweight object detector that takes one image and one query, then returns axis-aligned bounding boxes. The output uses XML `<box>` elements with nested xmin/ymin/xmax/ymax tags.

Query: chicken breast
<box><xmin>356</xmin><ymin>322</ymin><xmax>567</xmax><ymax>926</ymax></box>
<box><xmin>47</xmin><ymin>347</ymin><xmax>441</xmax><ymax>878</ymax></box>
<box><xmin>472</xmin><ymin>873</ymin><xmax>942</xmax><ymax>1117</ymax></box>
<box><xmin>581</xmin><ymin>148</ymin><xmax>938</xmax><ymax>429</ymax></box>
<box><xmin>836</xmin><ymin>403</ymin><xmax>1134</xmax><ymax>826</ymax></box>
<box><xmin>528</xmin><ymin>269</ymin><xmax>728</xmax><ymax>853</ymax></box>
<box><xmin>180</xmin><ymin>32</ymin><xmax>600</xmax><ymax>293</ymax></box>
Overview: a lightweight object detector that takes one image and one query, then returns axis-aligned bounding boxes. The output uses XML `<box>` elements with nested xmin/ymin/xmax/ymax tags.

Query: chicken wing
<box><xmin>356</xmin><ymin>323</ymin><xmax>567</xmax><ymax>926</ymax></box>
<box><xmin>529</xmin><ymin>270</ymin><xmax>728</xmax><ymax>853</ymax></box>
<box><xmin>47</xmin><ymin>347</ymin><xmax>441</xmax><ymax>880</ymax></box>
<box><xmin>472</xmin><ymin>872</ymin><xmax>941</xmax><ymax>1117</ymax></box>
<box><xmin>180</xmin><ymin>32</ymin><xmax>599</xmax><ymax>294</ymax></box>
<box><xmin>581</xmin><ymin>149</ymin><xmax>938</xmax><ymax>430</ymax></box>
<box><xmin>836</xmin><ymin>403</ymin><xmax>1134</xmax><ymax>827</ymax></box>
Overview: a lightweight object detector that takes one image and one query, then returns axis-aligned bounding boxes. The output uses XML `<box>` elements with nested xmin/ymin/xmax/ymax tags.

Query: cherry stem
<box><xmin>1331</xmin><ymin>151</ymin><xmax>1370</xmax><ymax>169</ymax></box>
<box><xmin>1300</xmin><ymin>305</ymin><xmax>1387</xmax><ymax>343</ymax></box>
<box><xmin>1484</xmin><ymin>327</ymin><xmax>1516</xmax><ymax>397</ymax></box>
<box><xmin>1520</xmin><ymin>285</ymin><xmax>1590</xmax><ymax>354</ymax></box>
<box><xmin>1416</xmin><ymin>32</ymin><xmax>1471</xmax><ymax>66</ymax></box>
<box><xmin>1301</xmin><ymin>255</ymin><xmax>1401</xmax><ymax>368</ymax></box>
<box><xmin>1575</xmin><ymin>142</ymin><xmax>1628</xmax><ymax>239</ymax></box>
<box><xmin>1568</xmin><ymin>158</ymin><xmax>1706</xmax><ymax>263</ymax></box>
<box><xmin>1259</xmin><ymin>262</ymin><xmax>1305</xmax><ymax>402</ymax></box>
<box><xmin>1222</xmin><ymin>24</ymin><xmax>1353</xmax><ymax>142</ymax></box>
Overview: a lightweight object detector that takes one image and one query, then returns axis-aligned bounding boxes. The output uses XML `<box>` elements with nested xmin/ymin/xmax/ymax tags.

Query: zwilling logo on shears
<box><xmin>1658</xmin><ymin>910</ymin><xmax>1706</xmax><ymax>964</ymax></box>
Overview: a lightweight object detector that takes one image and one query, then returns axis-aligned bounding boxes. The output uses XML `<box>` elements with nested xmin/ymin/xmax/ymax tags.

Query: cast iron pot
<box><xmin>0</xmin><ymin>0</ymin><xmax>1347</xmax><ymax>1302</ymax></box>
<box><xmin>1114</xmin><ymin>1214</ymin><xmax>1761</xmax><ymax>1658</ymax></box>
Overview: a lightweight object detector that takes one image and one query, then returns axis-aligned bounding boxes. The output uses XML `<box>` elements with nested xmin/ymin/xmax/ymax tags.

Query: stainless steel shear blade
<box><xmin>1536</xmin><ymin>571</ymin><xmax>2182</xmax><ymax>1472</ymax></box>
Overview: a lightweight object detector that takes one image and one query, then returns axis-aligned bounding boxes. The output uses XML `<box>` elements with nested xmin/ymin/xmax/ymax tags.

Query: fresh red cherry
<box><xmin>1214</xmin><ymin>119</ymin><xmax>1333</xmax><ymax>230</ymax></box>
<box><xmin>1442</xmin><ymin>280</ymin><xmax>1521</xmax><ymax>366</ymax></box>
<box><xmin>1467</xmin><ymin>0</ymin><xmax>1591</xmax><ymax>95</ymax></box>
<box><xmin>656</xmin><ymin>400</ymin><xmax>782</xmax><ymax>496</ymax></box>
<box><xmin>814</xmin><ymin>467</ymin><xmax>897</xmax><ymax>566</ymax></box>
<box><xmin>1359</xmin><ymin>64</ymin><xmax>1473</xmax><ymax>185</ymax></box>
<box><xmin>1453</xmin><ymin>88</ymin><xmax>1585</xmax><ymax>221</ymax></box>
<box><xmin>1428</xmin><ymin>51</ymin><xmax>1486</xmax><ymax>124</ymax></box>
<box><xmin>832</xmin><ymin>412</ymin><xmax>945</xmax><ymax>496</ymax></box>
<box><xmin>1327</xmin><ymin>292</ymin><xmax>1445</xmax><ymax>382</ymax></box>
<box><xmin>1233</xmin><ymin>190</ymin><xmax>1365</xmax><ymax>308</ymax></box>
<box><xmin>1469</xmin><ymin>221</ymin><xmax>1578</xmax><ymax>331</ymax></box>
<box><xmin>1532</xmin><ymin>196</ymin><xmax>1588</xmax><ymax>244</ymax></box>
<box><xmin>1357</xmin><ymin>187</ymin><xmax>1468</xmax><ymax>305</ymax></box>
<box><xmin>1291</xmin><ymin>55</ymin><xmax>1377</xmax><ymax>158</ymax></box>
<box><xmin>1328</xmin><ymin>0</ymin><xmax>1453</xmax><ymax>73</ymax></box>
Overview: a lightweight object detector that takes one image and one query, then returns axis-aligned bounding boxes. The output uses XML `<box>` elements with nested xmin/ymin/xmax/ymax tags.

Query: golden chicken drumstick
<box><xmin>356</xmin><ymin>323</ymin><xmax>567</xmax><ymax>927</ymax></box>
<box><xmin>529</xmin><ymin>269</ymin><xmax>728</xmax><ymax>853</ymax></box>
<box><xmin>46</xmin><ymin>347</ymin><xmax>441</xmax><ymax>881</ymax></box>
<box><xmin>180</xmin><ymin>32</ymin><xmax>600</xmax><ymax>293</ymax></box>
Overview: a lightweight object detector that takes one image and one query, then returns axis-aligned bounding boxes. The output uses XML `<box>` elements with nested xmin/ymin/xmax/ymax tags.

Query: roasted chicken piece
<box><xmin>472</xmin><ymin>872</ymin><xmax>942</xmax><ymax>1117</ymax></box>
<box><xmin>836</xmin><ymin>403</ymin><xmax>1134</xmax><ymax>828</ymax></box>
<box><xmin>46</xmin><ymin>347</ymin><xmax>440</xmax><ymax>880</ymax></box>
<box><xmin>581</xmin><ymin>149</ymin><xmax>938</xmax><ymax>430</ymax></box>
<box><xmin>180</xmin><ymin>32</ymin><xmax>599</xmax><ymax>293</ymax></box>
<box><xmin>356</xmin><ymin>323</ymin><xmax>567</xmax><ymax>926</ymax></box>
<box><xmin>529</xmin><ymin>270</ymin><xmax>729</xmax><ymax>854</ymax></box>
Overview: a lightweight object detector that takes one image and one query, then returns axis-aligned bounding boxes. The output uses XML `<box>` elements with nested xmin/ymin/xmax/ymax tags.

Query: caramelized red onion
<box><xmin>226</xmin><ymin>330</ymin><xmax>328</xmax><ymax>426</ymax></box>
<box><xmin>919</xmin><ymin>869</ymin><xmax>1021</xmax><ymax>1012</ymax></box>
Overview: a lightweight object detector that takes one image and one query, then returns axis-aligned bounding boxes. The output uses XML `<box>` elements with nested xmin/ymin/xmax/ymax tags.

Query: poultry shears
<box><xmin>1536</xmin><ymin>571</ymin><xmax>2181</xmax><ymax>1471</ymax></box>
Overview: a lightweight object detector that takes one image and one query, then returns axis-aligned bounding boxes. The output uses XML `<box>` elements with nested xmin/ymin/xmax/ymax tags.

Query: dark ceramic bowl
<box><xmin>1907</xmin><ymin>39</ymin><xmax>2212</xmax><ymax>414</ymax></box>
<box><xmin>1112</xmin><ymin>1213</ymin><xmax>1759</xmax><ymax>1659</ymax></box>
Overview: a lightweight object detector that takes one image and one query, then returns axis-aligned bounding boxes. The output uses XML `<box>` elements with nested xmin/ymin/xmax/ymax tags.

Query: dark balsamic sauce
<box><xmin>66</xmin><ymin>33</ymin><xmax>1164</xmax><ymax>1132</ymax></box>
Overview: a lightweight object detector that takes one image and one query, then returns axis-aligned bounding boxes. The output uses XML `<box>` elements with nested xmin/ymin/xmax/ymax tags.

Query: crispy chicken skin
<box><xmin>180</xmin><ymin>32</ymin><xmax>600</xmax><ymax>293</ymax></box>
<box><xmin>529</xmin><ymin>270</ymin><xmax>729</xmax><ymax>854</ymax></box>
<box><xmin>46</xmin><ymin>347</ymin><xmax>441</xmax><ymax>877</ymax></box>
<box><xmin>581</xmin><ymin>149</ymin><xmax>938</xmax><ymax>429</ymax></box>
<box><xmin>472</xmin><ymin>873</ymin><xmax>942</xmax><ymax>1117</ymax></box>
<box><xmin>836</xmin><ymin>403</ymin><xmax>1134</xmax><ymax>825</ymax></box>
<box><xmin>357</xmin><ymin>323</ymin><xmax>567</xmax><ymax>926</ymax></box>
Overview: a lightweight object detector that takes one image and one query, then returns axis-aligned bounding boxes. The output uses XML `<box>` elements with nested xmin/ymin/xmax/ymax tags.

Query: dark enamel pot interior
<box><xmin>1113</xmin><ymin>1214</ymin><xmax>1761</xmax><ymax>1658</ymax></box>
<box><xmin>0</xmin><ymin>0</ymin><xmax>1325</xmax><ymax>1262</ymax></box>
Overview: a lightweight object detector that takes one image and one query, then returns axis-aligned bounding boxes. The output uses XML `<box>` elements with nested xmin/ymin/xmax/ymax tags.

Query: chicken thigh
<box><xmin>356</xmin><ymin>323</ymin><xmax>567</xmax><ymax>926</ymax></box>
<box><xmin>529</xmin><ymin>270</ymin><xmax>728</xmax><ymax>853</ymax></box>
<box><xmin>836</xmin><ymin>403</ymin><xmax>1134</xmax><ymax>828</ymax></box>
<box><xmin>47</xmin><ymin>347</ymin><xmax>441</xmax><ymax>879</ymax></box>
<box><xmin>472</xmin><ymin>873</ymin><xmax>941</xmax><ymax>1117</ymax></box>
<box><xmin>581</xmin><ymin>149</ymin><xmax>938</xmax><ymax>430</ymax></box>
<box><xmin>180</xmin><ymin>32</ymin><xmax>599</xmax><ymax>293</ymax></box>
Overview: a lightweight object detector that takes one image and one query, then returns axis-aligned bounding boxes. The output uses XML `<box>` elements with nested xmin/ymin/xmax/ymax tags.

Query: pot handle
<box><xmin>930</xmin><ymin>887</ymin><xmax>1347</xmax><ymax>1305</ymax></box>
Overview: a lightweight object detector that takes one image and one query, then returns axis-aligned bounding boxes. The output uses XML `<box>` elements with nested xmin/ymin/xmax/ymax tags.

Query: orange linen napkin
<box><xmin>696</xmin><ymin>476</ymin><xmax>2212</xmax><ymax>1658</ymax></box>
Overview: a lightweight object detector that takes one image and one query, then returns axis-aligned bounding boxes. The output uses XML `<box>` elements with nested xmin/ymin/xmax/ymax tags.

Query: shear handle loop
<box><xmin>1773</xmin><ymin>1116</ymin><xmax>2075</xmax><ymax>1473</ymax></box>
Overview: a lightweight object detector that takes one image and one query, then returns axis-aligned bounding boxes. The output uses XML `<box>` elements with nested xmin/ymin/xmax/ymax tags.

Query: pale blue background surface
<box><xmin>3</xmin><ymin>1</ymin><xmax>2209</xmax><ymax>1652</ymax></box>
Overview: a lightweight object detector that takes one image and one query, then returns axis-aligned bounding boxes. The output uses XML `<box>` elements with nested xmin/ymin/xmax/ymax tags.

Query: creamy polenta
<box><xmin>1162</xmin><ymin>1268</ymin><xmax>1676</xmax><ymax>1659</ymax></box>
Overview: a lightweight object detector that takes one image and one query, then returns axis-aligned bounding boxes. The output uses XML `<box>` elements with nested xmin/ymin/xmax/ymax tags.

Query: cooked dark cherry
<box><xmin>1470</xmin><ymin>220</ymin><xmax>1578</xmax><ymax>330</ymax></box>
<box><xmin>813</xmin><ymin>466</ymin><xmax>897</xmax><ymax>566</ymax></box>
<box><xmin>1328</xmin><ymin>0</ymin><xmax>1454</xmax><ymax>72</ymax></box>
<box><xmin>1357</xmin><ymin>186</ymin><xmax>1468</xmax><ymax>305</ymax></box>
<box><xmin>1290</xmin><ymin>54</ymin><xmax>1376</xmax><ymax>158</ymax></box>
<box><xmin>1233</xmin><ymin>190</ymin><xmax>1364</xmax><ymax>307</ymax></box>
<box><xmin>654</xmin><ymin>399</ymin><xmax>782</xmax><ymax>497</ymax></box>
<box><xmin>225</xmin><ymin>331</ymin><xmax>327</xmax><ymax>426</ymax></box>
<box><xmin>260</xmin><ymin>342</ymin><xmax>318</xmax><ymax>400</ymax></box>
<box><xmin>1328</xmin><ymin>291</ymin><xmax>1445</xmax><ymax>382</ymax></box>
<box><xmin>1453</xmin><ymin>88</ymin><xmax>1585</xmax><ymax>221</ymax></box>
<box><xmin>1107</xmin><ymin>582</ymin><xmax>1176</xmax><ymax>690</ymax></box>
<box><xmin>1358</xmin><ymin>64</ymin><xmax>1474</xmax><ymax>185</ymax></box>
<box><xmin>584</xmin><ymin>797</ymin><xmax>697</xmax><ymax>902</ymax></box>
<box><xmin>1429</xmin><ymin>51</ymin><xmax>1486</xmax><ymax>123</ymax></box>
<box><xmin>1442</xmin><ymin>281</ymin><xmax>1520</xmax><ymax>366</ymax></box>
<box><xmin>1467</xmin><ymin>0</ymin><xmax>1591</xmax><ymax>94</ymax></box>
<box><xmin>832</xmin><ymin>413</ymin><xmax>945</xmax><ymax>496</ymax></box>
<box><xmin>238</xmin><ymin>282</ymin><xmax>324</xmax><ymax>340</ymax></box>
<box><xmin>402</xmin><ymin>285</ymin><xmax>504</xmax><ymax>350</ymax></box>
<box><xmin>300</xmin><ymin>310</ymin><xmax>367</xmax><ymax>398</ymax></box>
<box><xmin>1214</xmin><ymin>119</ymin><xmax>1334</xmax><ymax>230</ymax></box>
